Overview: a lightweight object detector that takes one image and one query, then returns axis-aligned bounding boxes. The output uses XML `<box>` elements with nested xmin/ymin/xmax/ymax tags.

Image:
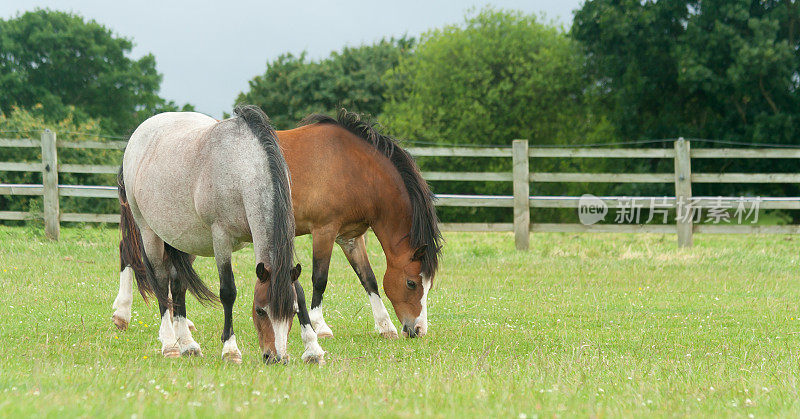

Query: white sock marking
<box><xmin>112</xmin><ymin>267</ymin><xmax>133</xmax><ymax>323</ymax></box>
<box><xmin>309</xmin><ymin>306</ymin><xmax>333</xmax><ymax>337</ymax></box>
<box><xmin>173</xmin><ymin>316</ymin><xmax>200</xmax><ymax>354</ymax></box>
<box><xmin>221</xmin><ymin>334</ymin><xmax>240</xmax><ymax>358</ymax></box>
<box><xmin>300</xmin><ymin>324</ymin><xmax>325</xmax><ymax>363</ymax></box>
<box><xmin>158</xmin><ymin>309</ymin><xmax>178</xmax><ymax>353</ymax></box>
<box><xmin>369</xmin><ymin>293</ymin><xmax>398</xmax><ymax>335</ymax></box>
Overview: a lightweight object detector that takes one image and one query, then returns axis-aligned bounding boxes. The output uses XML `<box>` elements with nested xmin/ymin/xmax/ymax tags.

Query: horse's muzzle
<box><xmin>263</xmin><ymin>351</ymin><xmax>285</xmax><ymax>364</ymax></box>
<box><xmin>402</xmin><ymin>323</ymin><xmax>421</xmax><ymax>338</ymax></box>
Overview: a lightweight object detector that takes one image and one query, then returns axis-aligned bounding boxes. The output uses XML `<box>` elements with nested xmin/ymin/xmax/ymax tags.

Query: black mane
<box><xmin>299</xmin><ymin>109</ymin><xmax>443</xmax><ymax>278</ymax></box>
<box><xmin>234</xmin><ymin>104</ymin><xmax>296</xmax><ymax>320</ymax></box>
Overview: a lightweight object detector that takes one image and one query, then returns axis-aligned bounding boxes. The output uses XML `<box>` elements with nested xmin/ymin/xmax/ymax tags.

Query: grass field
<box><xmin>1</xmin><ymin>225</ymin><xmax>800</xmax><ymax>417</ymax></box>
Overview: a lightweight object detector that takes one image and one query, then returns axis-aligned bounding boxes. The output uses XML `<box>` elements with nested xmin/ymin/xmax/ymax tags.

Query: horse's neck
<box><xmin>372</xmin><ymin>216</ymin><xmax>413</xmax><ymax>268</ymax></box>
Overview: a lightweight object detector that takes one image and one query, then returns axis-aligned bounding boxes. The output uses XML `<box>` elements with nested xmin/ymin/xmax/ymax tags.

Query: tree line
<box><xmin>2</xmin><ymin>3</ymin><xmax>799</xmax><ymax>223</ymax></box>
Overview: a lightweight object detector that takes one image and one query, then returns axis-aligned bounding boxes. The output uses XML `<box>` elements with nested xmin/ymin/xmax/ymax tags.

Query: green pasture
<box><xmin>1</xmin><ymin>225</ymin><xmax>799</xmax><ymax>417</ymax></box>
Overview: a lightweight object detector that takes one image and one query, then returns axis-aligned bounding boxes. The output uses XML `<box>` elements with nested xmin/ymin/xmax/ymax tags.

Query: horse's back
<box><xmin>123</xmin><ymin>112</ymin><xmax>216</xmax><ymax>183</ymax></box>
<box><xmin>277</xmin><ymin>123</ymin><xmax>405</xmax><ymax>236</ymax></box>
<box><xmin>124</xmin><ymin>111</ymin><xmax>279</xmax><ymax>257</ymax></box>
<box><xmin>123</xmin><ymin>112</ymin><xmax>222</xmax><ymax>256</ymax></box>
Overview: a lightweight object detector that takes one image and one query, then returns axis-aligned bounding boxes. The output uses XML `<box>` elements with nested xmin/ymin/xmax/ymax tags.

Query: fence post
<box><xmin>512</xmin><ymin>139</ymin><xmax>530</xmax><ymax>251</ymax></box>
<box><xmin>41</xmin><ymin>129</ymin><xmax>60</xmax><ymax>240</ymax></box>
<box><xmin>674</xmin><ymin>137</ymin><xmax>692</xmax><ymax>247</ymax></box>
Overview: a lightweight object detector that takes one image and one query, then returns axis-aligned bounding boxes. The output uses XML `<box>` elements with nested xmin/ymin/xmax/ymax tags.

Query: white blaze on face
<box><xmin>413</xmin><ymin>275</ymin><xmax>431</xmax><ymax>337</ymax></box>
<box><xmin>268</xmin><ymin>310</ymin><xmax>291</xmax><ymax>359</ymax></box>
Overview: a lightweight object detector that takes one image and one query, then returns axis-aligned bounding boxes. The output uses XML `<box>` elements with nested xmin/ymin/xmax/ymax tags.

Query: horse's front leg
<box><xmin>309</xmin><ymin>228</ymin><xmax>337</xmax><ymax>338</ymax></box>
<box><xmin>337</xmin><ymin>234</ymin><xmax>399</xmax><ymax>339</ymax></box>
<box><xmin>213</xmin><ymin>232</ymin><xmax>241</xmax><ymax>364</ymax></box>
<box><xmin>294</xmin><ymin>280</ymin><xmax>325</xmax><ymax>364</ymax></box>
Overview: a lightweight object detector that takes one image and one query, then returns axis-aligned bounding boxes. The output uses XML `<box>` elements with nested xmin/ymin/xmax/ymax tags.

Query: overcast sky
<box><xmin>2</xmin><ymin>0</ymin><xmax>583</xmax><ymax>118</ymax></box>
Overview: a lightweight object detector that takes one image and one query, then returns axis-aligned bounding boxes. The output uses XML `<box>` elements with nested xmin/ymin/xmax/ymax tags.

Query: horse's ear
<box><xmin>291</xmin><ymin>263</ymin><xmax>302</xmax><ymax>282</ymax></box>
<box><xmin>412</xmin><ymin>245</ymin><xmax>428</xmax><ymax>261</ymax></box>
<box><xmin>256</xmin><ymin>262</ymin><xmax>270</xmax><ymax>283</ymax></box>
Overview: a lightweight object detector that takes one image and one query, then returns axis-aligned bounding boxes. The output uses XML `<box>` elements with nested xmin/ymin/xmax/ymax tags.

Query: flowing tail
<box><xmin>164</xmin><ymin>244</ymin><xmax>218</xmax><ymax>306</ymax></box>
<box><xmin>118</xmin><ymin>168</ymin><xmax>218</xmax><ymax>306</ymax></box>
<box><xmin>117</xmin><ymin>168</ymin><xmax>152</xmax><ymax>302</ymax></box>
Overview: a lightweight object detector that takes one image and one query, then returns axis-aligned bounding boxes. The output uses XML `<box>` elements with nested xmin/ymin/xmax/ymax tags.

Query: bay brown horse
<box><xmin>281</xmin><ymin>110</ymin><xmax>442</xmax><ymax>338</ymax></box>
<box><xmin>113</xmin><ymin>109</ymin><xmax>442</xmax><ymax>340</ymax></box>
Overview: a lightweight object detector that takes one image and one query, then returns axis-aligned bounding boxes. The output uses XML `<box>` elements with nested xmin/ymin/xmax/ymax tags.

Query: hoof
<box><xmin>302</xmin><ymin>352</ymin><xmax>326</xmax><ymax>365</ymax></box>
<box><xmin>162</xmin><ymin>344</ymin><xmax>181</xmax><ymax>358</ymax></box>
<box><xmin>223</xmin><ymin>353</ymin><xmax>242</xmax><ymax>364</ymax></box>
<box><xmin>186</xmin><ymin>319</ymin><xmax>196</xmax><ymax>332</ymax></box>
<box><xmin>182</xmin><ymin>347</ymin><xmax>202</xmax><ymax>357</ymax></box>
<box><xmin>180</xmin><ymin>343</ymin><xmax>203</xmax><ymax>357</ymax></box>
<box><xmin>112</xmin><ymin>314</ymin><xmax>129</xmax><ymax>331</ymax></box>
<box><xmin>380</xmin><ymin>330</ymin><xmax>399</xmax><ymax>339</ymax></box>
<box><xmin>314</xmin><ymin>323</ymin><xmax>334</xmax><ymax>338</ymax></box>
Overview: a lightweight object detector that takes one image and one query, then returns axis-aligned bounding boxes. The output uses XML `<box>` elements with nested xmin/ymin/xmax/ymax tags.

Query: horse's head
<box><xmin>252</xmin><ymin>262</ymin><xmax>302</xmax><ymax>363</ymax></box>
<box><xmin>383</xmin><ymin>245</ymin><xmax>431</xmax><ymax>338</ymax></box>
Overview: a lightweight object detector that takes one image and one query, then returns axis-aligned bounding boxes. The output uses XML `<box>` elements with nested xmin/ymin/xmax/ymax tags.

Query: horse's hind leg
<box><xmin>112</xmin><ymin>244</ymin><xmax>134</xmax><ymax>330</ymax></box>
<box><xmin>139</xmin><ymin>226</ymin><xmax>181</xmax><ymax>358</ymax></box>
<box><xmin>337</xmin><ymin>234</ymin><xmax>399</xmax><ymax>339</ymax></box>
<box><xmin>169</xmin><ymin>254</ymin><xmax>202</xmax><ymax>357</ymax></box>
<box><xmin>167</xmin><ymin>253</ymin><xmax>197</xmax><ymax>332</ymax></box>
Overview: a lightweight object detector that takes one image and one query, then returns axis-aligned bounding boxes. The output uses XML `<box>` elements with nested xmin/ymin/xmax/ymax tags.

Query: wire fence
<box><xmin>6</xmin><ymin>128</ymin><xmax>800</xmax><ymax>149</ymax></box>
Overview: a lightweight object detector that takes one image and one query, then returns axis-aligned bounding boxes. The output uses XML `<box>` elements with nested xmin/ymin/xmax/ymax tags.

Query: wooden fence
<box><xmin>2</xmin><ymin>132</ymin><xmax>800</xmax><ymax>250</ymax></box>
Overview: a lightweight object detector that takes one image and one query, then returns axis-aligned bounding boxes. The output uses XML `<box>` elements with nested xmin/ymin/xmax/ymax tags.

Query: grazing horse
<box><xmin>282</xmin><ymin>111</ymin><xmax>443</xmax><ymax>339</ymax></box>
<box><xmin>114</xmin><ymin>109</ymin><xmax>442</xmax><ymax>340</ymax></box>
<box><xmin>114</xmin><ymin>105</ymin><xmax>324</xmax><ymax>364</ymax></box>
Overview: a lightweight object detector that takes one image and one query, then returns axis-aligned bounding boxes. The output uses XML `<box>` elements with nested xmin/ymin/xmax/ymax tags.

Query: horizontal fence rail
<box><xmin>2</xmin><ymin>132</ymin><xmax>800</xmax><ymax>248</ymax></box>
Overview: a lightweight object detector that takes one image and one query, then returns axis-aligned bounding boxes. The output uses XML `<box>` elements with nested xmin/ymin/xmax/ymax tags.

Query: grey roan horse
<box><xmin>114</xmin><ymin>105</ymin><xmax>324</xmax><ymax>364</ymax></box>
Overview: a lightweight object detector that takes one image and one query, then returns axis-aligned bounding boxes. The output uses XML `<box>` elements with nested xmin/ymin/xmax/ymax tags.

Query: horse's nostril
<box><xmin>403</xmin><ymin>323</ymin><xmax>417</xmax><ymax>338</ymax></box>
<box><xmin>263</xmin><ymin>352</ymin><xmax>281</xmax><ymax>364</ymax></box>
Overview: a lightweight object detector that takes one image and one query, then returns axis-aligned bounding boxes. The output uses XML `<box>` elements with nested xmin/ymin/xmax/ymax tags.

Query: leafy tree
<box><xmin>236</xmin><ymin>37</ymin><xmax>414</xmax><ymax>129</ymax></box>
<box><xmin>0</xmin><ymin>9</ymin><xmax>184</xmax><ymax>134</ymax></box>
<box><xmin>573</xmin><ymin>0</ymin><xmax>800</xmax><ymax>142</ymax></box>
<box><xmin>382</xmin><ymin>8</ymin><xmax>614</xmax><ymax>222</ymax></box>
<box><xmin>383</xmin><ymin>8</ymin><xmax>612</xmax><ymax>147</ymax></box>
<box><xmin>573</xmin><ymin>0</ymin><xmax>800</xmax><ymax>208</ymax></box>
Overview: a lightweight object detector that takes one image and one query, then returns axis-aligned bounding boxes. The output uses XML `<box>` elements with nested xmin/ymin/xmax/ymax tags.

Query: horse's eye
<box><xmin>255</xmin><ymin>307</ymin><xmax>267</xmax><ymax>317</ymax></box>
<box><xmin>406</xmin><ymin>279</ymin><xmax>417</xmax><ymax>290</ymax></box>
